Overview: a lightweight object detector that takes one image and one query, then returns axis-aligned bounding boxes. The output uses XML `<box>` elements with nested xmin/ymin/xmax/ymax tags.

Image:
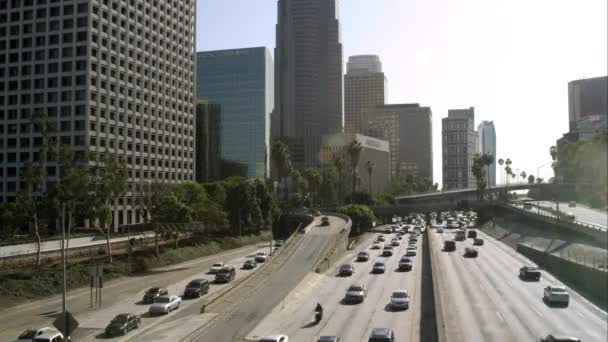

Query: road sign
<box><xmin>53</xmin><ymin>311</ymin><xmax>79</xmax><ymax>336</ymax></box>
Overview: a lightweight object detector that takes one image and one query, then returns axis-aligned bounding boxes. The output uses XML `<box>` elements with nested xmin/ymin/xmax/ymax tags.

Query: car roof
<box><xmin>189</xmin><ymin>278</ymin><xmax>209</xmax><ymax>284</ymax></box>
<box><xmin>392</xmin><ymin>289</ymin><xmax>408</xmax><ymax>294</ymax></box>
<box><xmin>547</xmin><ymin>335</ymin><xmax>581</xmax><ymax>341</ymax></box>
<box><xmin>370</xmin><ymin>327</ymin><xmax>393</xmax><ymax>337</ymax></box>
<box><xmin>318</xmin><ymin>336</ymin><xmax>339</xmax><ymax>342</ymax></box>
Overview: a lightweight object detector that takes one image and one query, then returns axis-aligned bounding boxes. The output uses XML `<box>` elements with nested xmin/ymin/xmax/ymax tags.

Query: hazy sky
<box><xmin>196</xmin><ymin>0</ymin><xmax>607</xmax><ymax>187</ymax></box>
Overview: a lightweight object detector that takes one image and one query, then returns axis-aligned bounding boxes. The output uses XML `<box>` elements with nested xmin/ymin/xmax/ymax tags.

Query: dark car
<box><xmin>443</xmin><ymin>240</ymin><xmax>456</xmax><ymax>251</ymax></box>
<box><xmin>398</xmin><ymin>257</ymin><xmax>413</xmax><ymax>271</ymax></box>
<box><xmin>338</xmin><ymin>264</ymin><xmax>354</xmax><ymax>276</ymax></box>
<box><xmin>321</xmin><ymin>216</ymin><xmax>330</xmax><ymax>226</ymax></box>
<box><xmin>519</xmin><ymin>266</ymin><xmax>541</xmax><ymax>281</ymax></box>
<box><xmin>540</xmin><ymin>335</ymin><xmax>581</xmax><ymax>342</ymax></box>
<box><xmin>215</xmin><ymin>266</ymin><xmax>236</xmax><ymax>283</ymax></box>
<box><xmin>467</xmin><ymin>230</ymin><xmax>477</xmax><ymax>238</ymax></box>
<box><xmin>184</xmin><ymin>279</ymin><xmax>210</xmax><ymax>298</ymax></box>
<box><xmin>243</xmin><ymin>259</ymin><xmax>257</xmax><ymax>269</ymax></box>
<box><xmin>382</xmin><ymin>246</ymin><xmax>393</xmax><ymax>257</ymax></box>
<box><xmin>357</xmin><ymin>251</ymin><xmax>370</xmax><ymax>262</ymax></box>
<box><xmin>318</xmin><ymin>336</ymin><xmax>340</xmax><ymax>342</ymax></box>
<box><xmin>368</xmin><ymin>327</ymin><xmax>395</xmax><ymax>342</ymax></box>
<box><xmin>464</xmin><ymin>247</ymin><xmax>478</xmax><ymax>257</ymax></box>
<box><xmin>104</xmin><ymin>313</ymin><xmax>140</xmax><ymax>336</ymax></box>
<box><xmin>143</xmin><ymin>287</ymin><xmax>169</xmax><ymax>303</ymax></box>
<box><xmin>473</xmin><ymin>238</ymin><xmax>484</xmax><ymax>246</ymax></box>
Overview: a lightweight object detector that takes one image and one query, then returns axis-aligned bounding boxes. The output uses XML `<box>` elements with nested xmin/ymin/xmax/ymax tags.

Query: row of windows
<box><xmin>0</xmin><ymin>60</ymin><xmax>87</xmax><ymax>77</ymax></box>
<box><xmin>0</xmin><ymin>120</ymin><xmax>85</xmax><ymax>134</ymax></box>
<box><xmin>0</xmin><ymin>90</ymin><xmax>86</xmax><ymax>105</ymax></box>
<box><xmin>0</xmin><ymin>74</ymin><xmax>86</xmax><ymax>91</ymax></box>
<box><xmin>0</xmin><ymin>135</ymin><xmax>86</xmax><ymax>149</ymax></box>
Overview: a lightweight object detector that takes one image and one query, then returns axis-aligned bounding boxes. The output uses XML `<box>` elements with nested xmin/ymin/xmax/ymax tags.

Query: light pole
<box><xmin>536</xmin><ymin>162</ymin><xmax>552</xmax><ymax>215</ymax></box>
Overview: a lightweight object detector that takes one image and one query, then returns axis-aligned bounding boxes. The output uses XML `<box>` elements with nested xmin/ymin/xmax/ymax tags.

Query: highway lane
<box><xmin>248</xmin><ymin>227</ymin><xmax>423</xmax><ymax>342</ymax></box>
<box><xmin>430</xmin><ymin>227</ymin><xmax>607</xmax><ymax>342</ymax></box>
<box><xmin>537</xmin><ymin>201</ymin><xmax>607</xmax><ymax>228</ymax></box>
<box><xmin>0</xmin><ymin>243</ymin><xmax>264</xmax><ymax>341</ymax></box>
<box><xmin>186</xmin><ymin>216</ymin><xmax>348</xmax><ymax>342</ymax></box>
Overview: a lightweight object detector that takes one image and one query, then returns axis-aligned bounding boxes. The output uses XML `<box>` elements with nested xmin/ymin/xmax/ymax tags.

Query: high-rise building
<box><xmin>320</xmin><ymin>133</ymin><xmax>390</xmax><ymax>193</ymax></box>
<box><xmin>0</xmin><ymin>0</ymin><xmax>196</xmax><ymax>228</ymax></box>
<box><xmin>195</xmin><ymin>100</ymin><xmax>222</xmax><ymax>183</ymax></box>
<box><xmin>366</xmin><ymin>104</ymin><xmax>433</xmax><ymax>181</ymax></box>
<box><xmin>344</xmin><ymin>55</ymin><xmax>387</xmax><ymax>134</ymax></box>
<box><xmin>442</xmin><ymin>107</ymin><xmax>479</xmax><ymax>190</ymax></box>
<box><xmin>274</xmin><ymin>0</ymin><xmax>343</xmax><ymax>165</ymax></box>
<box><xmin>568</xmin><ymin>76</ymin><xmax>607</xmax><ymax>133</ymax></box>
<box><xmin>196</xmin><ymin>47</ymin><xmax>273</xmax><ymax>179</ymax></box>
<box><xmin>478</xmin><ymin>121</ymin><xmax>496</xmax><ymax>186</ymax></box>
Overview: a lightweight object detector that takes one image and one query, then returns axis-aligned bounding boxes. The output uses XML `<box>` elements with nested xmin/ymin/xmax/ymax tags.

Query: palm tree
<box><xmin>498</xmin><ymin>158</ymin><xmax>504</xmax><ymax>184</ymax></box>
<box><xmin>520</xmin><ymin>171</ymin><xmax>527</xmax><ymax>184</ymax></box>
<box><xmin>365</xmin><ymin>160</ymin><xmax>374</xmax><ymax>193</ymax></box>
<box><xmin>505</xmin><ymin>158</ymin><xmax>512</xmax><ymax>187</ymax></box>
<box><xmin>481</xmin><ymin>153</ymin><xmax>494</xmax><ymax>189</ymax></box>
<box><xmin>270</xmin><ymin>140</ymin><xmax>290</xmax><ymax>200</ymax></box>
<box><xmin>347</xmin><ymin>140</ymin><xmax>363</xmax><ymax>199</ymax></box>
<box><xmin>549</xmin><ymin>145</ymin><xmax>558</xmax><ymax>178</ymax></box>
<box><xmin>333</xmin><ymin>154</ymin><xmax>345</xmax><ymax>204</ymax></box>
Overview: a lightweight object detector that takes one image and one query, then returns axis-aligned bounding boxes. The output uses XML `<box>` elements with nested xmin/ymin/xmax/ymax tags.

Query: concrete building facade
<box><xmin>0</xmin><ymin>0</ymin><xmax>196</xmax><ymax>228</ymax></box>
<box><xmin>442</xmin><ymin>107</ymin><xmax>479</xmax><ymax>190</ymax></box>
<box><xmin>568</xmin><ymin>76</ymin><xmax>607</xmax><ymax>133</ymax></box>
<box><xmin>477</xmin><ymin>121</ymin><xmax>496</xmax><ymax>186</ymax></box>
<box><xmin>320</xmin><ymin>132</ymin><xmax>390</xmax><ymax>193</ymax></box>
<box><xmin>344</xmin><ymin>55</ymin><xmax>386</xmax><ymax>135</ymax></box>
<box><xmin>196</xmin><ymin>47</ymin><xmax>273</xmax><ymax>179</ymax></box>
<box><xmin>365</xmin><ymin>104</ymin><xmax>433</xmax><ymax>181</ymax></box>
<box><xmin>274</xmin><ymin>0</ymin><xmax>343</xmax><ymax>165</ymax></box>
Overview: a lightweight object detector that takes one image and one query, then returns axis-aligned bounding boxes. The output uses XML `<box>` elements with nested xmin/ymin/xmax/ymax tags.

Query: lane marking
<box><xmin>532</xmin><ymin>308</ymin><xmax>542</xmax><ymax>318</ymax></box>
<box><xmin>496</xmin><ymin>312</ymin><xmax>504</xmax><ymax>322</ymax></box>
<box><xmin>576</xmin><ymin>311</ymin><xmax>584</xmax><ymax>318</ymax></box>
<box><xmin>479</xmin><ymin>283</ymin><xmax>488</xmax><ymax>294</ymax></box>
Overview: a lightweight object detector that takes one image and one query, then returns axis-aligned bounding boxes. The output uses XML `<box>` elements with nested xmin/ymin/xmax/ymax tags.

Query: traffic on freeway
<box><xmin>247</xmin><ymin>216</ymin><xmax>428</xmax><ymax>342</ymax></box>
<box><xmin>536</xmin><ymin>201</ymin><xmax>608</xmax><ymax>229</ymax></box>
<box><xmin>430</xmin><ymin>212</ymin><xmax>607</xmax><ymax>342</ymax></box>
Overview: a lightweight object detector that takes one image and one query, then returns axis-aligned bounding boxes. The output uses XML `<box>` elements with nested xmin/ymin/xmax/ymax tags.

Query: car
<box><xmin>255</xmin><ymin>252</ymin><xmax>268</xmax><ymax>262</ymax></box>
<box><xmin>467</xmin><ymin>230</ymin><xmax>477</xmax><ymax>238</ymax></box>
<box><xmin>209</xmin><ymin>262</ymin><xmax>225</xmax><ymax>274</ymax></box>
<box><xmin>543</xmin><ymin>286</ymin><xmax>569</xmax><ymax>306</ymax></box>
<box><xmin>568</xmin><ymin>201</ymin><xmax>576</xmax><ymax>208</ymax></box>
<box><xmin>321</xmin><ymin>216</ymin><xmax>330</xmax><ymax>226</ymax></box>
<box><xmin>437</xmin><ymin>228</ymin><xmax>444</xmax><ymax>233</ymax></box>
<box><xmin>215</xmin><ymin>265</ymin><xmax>236</xmax><ymax>283</ymax></box>
<box><xmin>338</xmin><ymin>263</ymin><xmax>355</xmax><ymax>276</ymax></box>
<box><xmin>243</xmin><ymin>259</ymin><xmax>258</xmax><ymax>269</ymax></box>
<box><xmin>464</xmin><ymin>247</ymin><xmax>478</xmax><ymax>257</ymax></box>
<box><xmin>519</xmin><ymin>266</ymin><xmax>541</xmax><ymax>281</ymax></box>
<box><xmin>406</xmin><ymin>247</ymin><xmax>417</xmax><ymax>256</ymax></box>
<box><xmin>259</xmin><ymin>335</ymin><xmax>289</xmax><ymax>342</ymax></box>
<box><xmin>357</xmin><ymin>251</ymin><xmax>370</xmax><ymax>262</ymax></box>
<box><xmin>184</xmin><ymin>279</ymin><xmax>210</xmax><ymax>298</ymax></box>
<box><xmin>104</xmin><ymin>313</ymin><xmax>140</xmax><ymax>336</ymax></box>
<box><xmin>409</xmin><ymin>237</ymin><xmax>418</xmax><ymax>243</ymax></box>
<box><xmin>371</xmin><ymin>243</ymin><xmax>381</xmax><ymax>250</ymax></box>
<box><xmin>382</xmin><ymin>246</ymin><xmax>393</xmax><ymax>256</ymax></box>
<box><xmin>398</xmin><ymin>257</ymin><xmax>413</xmax><ymax>271</ymax></box>
<box><xmin>149</xmin><ymin>295</ymin><xmax>181</xmax><ymax>315</ymax></box>
<box><xmin>389</xmin><ymin>289</ymin><xmax>410</xmax><ymax>310</ymax></box>
<box><xmin>17</xmin><ymin>328</ymin><xmax>64</xmax><ymax>342</ymax></box>
<box><xmin>391</xmin><ymin>240</ymin><xmax>400</xmax><ymax>247</ymax></box>
<box><xmin>564</xmin><ymin>212</ymin><xmax>576</xmax><ymax>222</ymax></box>
<box><xmin>376</xmin><ymin>235</ymin><xmax>385</xmax><ymax>242</ymax></box>
<box><xmin>540</xmin><ymin>334</ymin><xmax>581</xmax><ymax>342</ymax></box>
<box><xmin>143</xmin><ymin>287</ymin><xmax>169</xmax><ymax>303</ymax></box>
<box><xmin>393</xmin><ymin>235</ymin><xmax>402</xmax><ymax>240</ymax></box>
<box><xmin>473</xmin><ymin>238</ymin><xmax>484</xmax><ymax>246</ymax></box>
<box><xmin>318</xmin><ymin>336</ymin><xmax>340</xmax><ymax>342</ymax></box>
<box><xmin>368</xmin><ymin>327</ymin><xmax>395</xmax><ymax>342</ymax></box>
<box><xmin>455</xmin><ymin>230</ymin><xmax>466</xmax><ymax>241</ymax></box>
<box><xmin>372</xmin><ymin>262</ymin><xmax>386</xmax><ymax>274</ymax></box>
<box><xmin>444</xmin><ymin>240</ymin><xmax>456</xmax><ymax>251</ymax></box>
<box><xmin>344</xmin><ymin>284</ymin><xmax>367</xmax><ymax>303</ymax></box>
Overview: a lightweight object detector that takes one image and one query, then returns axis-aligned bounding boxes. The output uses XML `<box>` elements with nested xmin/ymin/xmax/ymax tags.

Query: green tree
<box><xmin>270</xmin><ymin>140</ymin><xmax>291</xmax><ymax>200</ymax></box>
<box><xmin>320</xmin><ymin>165</ymin><xmax>339</xmax><ymax>205</ymax></box>
<box><xmin>498</xmin><ymin>158</ymin><xmax>505</xmax><ymax>184</ymax></box>
<box><xmin>471</xmin><ymin>154</ymin><xmax>487</xmax><ymax>200</ymax></box>
<box><xmin>520</xmin><ymin>171</ymin><xmax>527</xmax><ymax>184</ymax></box>
<box><xmin>365</xmin><ymin>160</ymin><xmax>374</xmax><ymax>193</ymax></box>
<box><xmin>337</xmin><ymin>204</ymin><xmax>377</xmax><ymax>234</ymax></box>
<box><xmin>528</xmin><ymin>174</ymin><xmax>535</xmax><ymax>184</ymax></box>
<box><xmin>333</xmin><ymin>154</ymin><xmax>346</xmax><ymax>204</ymax></box>
<box><xmin>347</xmin><ymin>140</ymin><xmax>363</xmax><ymax>199</ymax></box>
<box><xmin>481</xmin><ymin>153</ymin><xmax>494</xmax><ymax>189</ymax></box>
<box><xmin>301</xmin><ymin>167</ymin><xmax>322</xmax><ymax>205</ymax></box>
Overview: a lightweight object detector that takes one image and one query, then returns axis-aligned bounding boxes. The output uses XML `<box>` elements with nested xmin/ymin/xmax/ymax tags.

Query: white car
<box><xmin>17</xmin><ymin>327</ymin><xmax>64</xmax><ymax>342</ymax></box>
<box><xmin>209</xmin><ymin>262</ymin><xmax>224</xmax><ymax>274</ymax></box>
<box><xmin>543</xmin><ymin>286</ymin><xmax>570</xmax><ymax>306</ymax></box>
<box><xmin>149</xmin><ymin>295</ymin><xmax>181</xmax><ymax>315</ymax></box>
<box><xmin>371</xmin><ymin>243</ymin><xmax>381</xmax><ymax>249</ymax></box>
<box><xmin>389</xmin><ymin>289</ymin><xmax>410</xmax><ymax>309</ymax></box>
<box><xmin>406</xmin><ymin>247</ymin><xmax>417</xmax><ymax>256</ymax></box>
<box><xmin>259</xmin><ymin>335</ymin><xmax>289</xmax><ymax>342</ymax></box>
<box><xmin>255</xmin><ymin>252</ymin><xmax>268</xmax><ymax>262</ymax></box>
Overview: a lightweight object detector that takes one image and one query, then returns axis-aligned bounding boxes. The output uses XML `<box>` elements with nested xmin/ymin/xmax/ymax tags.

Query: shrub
<box><xmin>337</xmin><ymin>204</ymin><xmax>377</xmax><ymax>234</ymax></box>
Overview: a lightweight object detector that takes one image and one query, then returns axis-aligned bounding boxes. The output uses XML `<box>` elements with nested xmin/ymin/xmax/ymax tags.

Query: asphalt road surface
<box><xmin>537</xmin><ymin>201</ymin><xmax>607</xmax><ymax>228</ymax></box>
<box><xmin>0</xmin><ymin>243</ymin><xmax>263</xmax><ymax>341</ymax></box>
<box><xmin>430</xmin><ymin>227</ymin><xmax>607</xmax><ymax>342</ymax></box>
<box><xmin>247</xmin><ymin>226</ymin><xmax>425</xmax><ymax>342</ymax></box>
<box><xmin>186</xmin><ymin>216</ymin><xmax>347</xmax><ymax>342</ymax></box>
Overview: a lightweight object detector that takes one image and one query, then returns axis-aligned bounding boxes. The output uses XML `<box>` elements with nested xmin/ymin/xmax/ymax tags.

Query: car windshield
<box><xmin>111</xmin><ymin>314</ymin><xmax>129</xmax><ymax>323</ymax></box>
<box><xmin>392</xmin><ymin>292</ymin><xmax>408</xmax><ymax>298</ymax></box>
<box><xmin>552</xmin><ymin>288</ymin><xmax>567</xmax><ymax>293</ymax></box>
<box><xmin>348</xmin><ymin>286</ymin><xmax>363</xmax><ymax>291</ymax></box>
<box><xmin>212</xmin><ymin>263</ymin><xmax>222</xmax><ymax>267</ymax></box>
<box><xmin>340</xmin><ymin>265</ymin><xmax>352</xmax><ymax>269</ymax></box>
<box><xmin>154</xmin><ymin>297</ymin><xmax>171</xmax><ymax>303</ymax></box>
<box><xmin>146</xmin><ymin>288</ymin><xmax>160</xmax><ymax>294</ymax></box>
<box><xmin>188</xmin><ymin>281</ymin><xmax>202</xmax><ymax>287</ymax></box>
<box><xmin>18</xmin><ymin>330</ymin><xmax>38</xmax><ymax>339</ymax></box>
<box><xmin>374</xmin><ymin>263</ymin><xmax>384</xmax><ymax>267</ymax></box>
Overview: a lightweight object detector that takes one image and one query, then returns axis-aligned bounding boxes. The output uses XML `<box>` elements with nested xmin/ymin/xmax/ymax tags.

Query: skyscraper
<box><xmin>274</xmin><ymin>0</ymin><xmax>343</xmax><ymax>165</ymax></box>
<box><xmin>195</xmin><ymin>100</ymin><xmax>222</xmax><ymax>183</ymax></box>
<box><xmin>442</xmin><ymin>107</ymin><xmax>479</xmax><ymax>190</ymax></box>
<box><xmin>344</xmin><ymin>55</ymin><xmax>387</xmax><ymax>134</ymax></box>
<box><xmin>196</xmin><ymin>47</ymin><xmax>273</xmax><ymax>179</ymax></box>
<box><xmin>568</xmin><ymin>76</ymin><xmax>608</xmax><ymax>133</ymax></box>
<box><xmin>366</xmin><ymin>104</ymin><xmax>433</xmax><ymax>181</ymax></box>
<box><xmin>0</xmin><ymin>0</ymin><xmax>196</xmax><ymax>228</ymax></box>
<box><xmin>478</xmin><ymin>121</ymin><xmax>496</xmax><ymax>186</ymax></box>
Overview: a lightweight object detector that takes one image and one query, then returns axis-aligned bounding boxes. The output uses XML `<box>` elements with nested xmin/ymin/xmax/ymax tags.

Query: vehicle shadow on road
<box><xmin>131</xmin><ymin>267</ymin><xmax>191</xmax><ymax>277</ymax></box>
<box><xmin>300</xmin><ymin>320</ymin><xmax>319</xmax><ymax>328</ymax></box>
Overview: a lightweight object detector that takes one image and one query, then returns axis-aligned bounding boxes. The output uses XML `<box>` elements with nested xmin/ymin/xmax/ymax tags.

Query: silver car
<box><xmin>389</xmin><ymin>289</ymin><xmax>410</xmax><ymax>310</ymax></box>
<box><xmin>149</xmin><ymin>295</ymin><xmax>181</xmax><ymax>315</ymax></box>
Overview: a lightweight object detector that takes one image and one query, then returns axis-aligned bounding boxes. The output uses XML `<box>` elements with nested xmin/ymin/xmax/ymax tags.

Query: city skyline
<box><xmin>196</xmin><ymin>0</ymin><xmax>608</xmax><ymax>186</ymax></box>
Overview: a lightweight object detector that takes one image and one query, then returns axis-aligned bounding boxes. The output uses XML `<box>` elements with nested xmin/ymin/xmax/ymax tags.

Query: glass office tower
<box><xmin>196</xmin><ymin>47</ymin><xmax>273</xmax><ymax>179</ymax></box>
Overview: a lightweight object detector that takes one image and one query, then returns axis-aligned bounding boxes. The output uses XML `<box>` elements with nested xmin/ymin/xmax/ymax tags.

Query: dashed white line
<box><xmin>576</xmin><ymin>311</ymin><xmax>585</xmax><ymax>318</ymax></box>
<box><xmin>479</xmin><ymin>283</ymin><xmax>488</xmax><ymax>294</ymax></box>
<box><xmin>532</xmin><ymin>308</ymin><xmax>543</xmax><ymax>318</ymax></box>
<box><xmin>496</xmin><ymin>312</ymin><xmax>505</xmax><ymax>322</ymax></box>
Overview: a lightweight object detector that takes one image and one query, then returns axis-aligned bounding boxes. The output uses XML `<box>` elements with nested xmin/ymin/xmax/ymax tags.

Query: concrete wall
<box><xmin>517</xmin><ymin>244</ymin><xmax>607</xmax><ymax>309</ymax></box>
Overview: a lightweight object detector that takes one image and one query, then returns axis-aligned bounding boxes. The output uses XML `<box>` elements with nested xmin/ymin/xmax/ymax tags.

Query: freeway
<box><xmin>0</xmin><ymin>243</ymin><xmax>266</xmax><ymax>341</ymax></box>
<box><xmin>430</xmin><ymin>227</ymin><xmax>607</xmax><ymax>342</ymax></box>
<box><xmin>247</xmin><ymin>226</ymin><xmax>425</xmax><ymax>342</ymax></box>
<box><xmin>0</xmin><ymin>232</ymin><xmax>154</xmax><ymax>258</ymax></box>
<box><xmin>536</xmin><ymin>201</ymin><xmax>607</xmax><ymax>228</ymax></box>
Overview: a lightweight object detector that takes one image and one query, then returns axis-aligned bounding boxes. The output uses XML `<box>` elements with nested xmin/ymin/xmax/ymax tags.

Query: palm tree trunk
<box><xmin>105</xmin><ymin>225</ymin><xmax>113</xmax><ymax>263</ymax></box>
<box><xmin>66</xmin><ymin>211</ymin><xmax>72</xmax><ymax>263</ymax></box>
<box><xmin>34</xmin><ymin>213</ymin><xmax>41</xmax><ymax>267</ymax></box>
<box><xmin>368</xmin><ymin>171</ymin><xmax>372</xmax><ymax>193</ymax></box>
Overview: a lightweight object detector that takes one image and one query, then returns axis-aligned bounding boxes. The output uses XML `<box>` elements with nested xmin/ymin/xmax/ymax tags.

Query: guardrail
<box><xmin>507</xmin><ymin>202</ymin><xmax>606</xmax><ymax>231</ymax></box>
